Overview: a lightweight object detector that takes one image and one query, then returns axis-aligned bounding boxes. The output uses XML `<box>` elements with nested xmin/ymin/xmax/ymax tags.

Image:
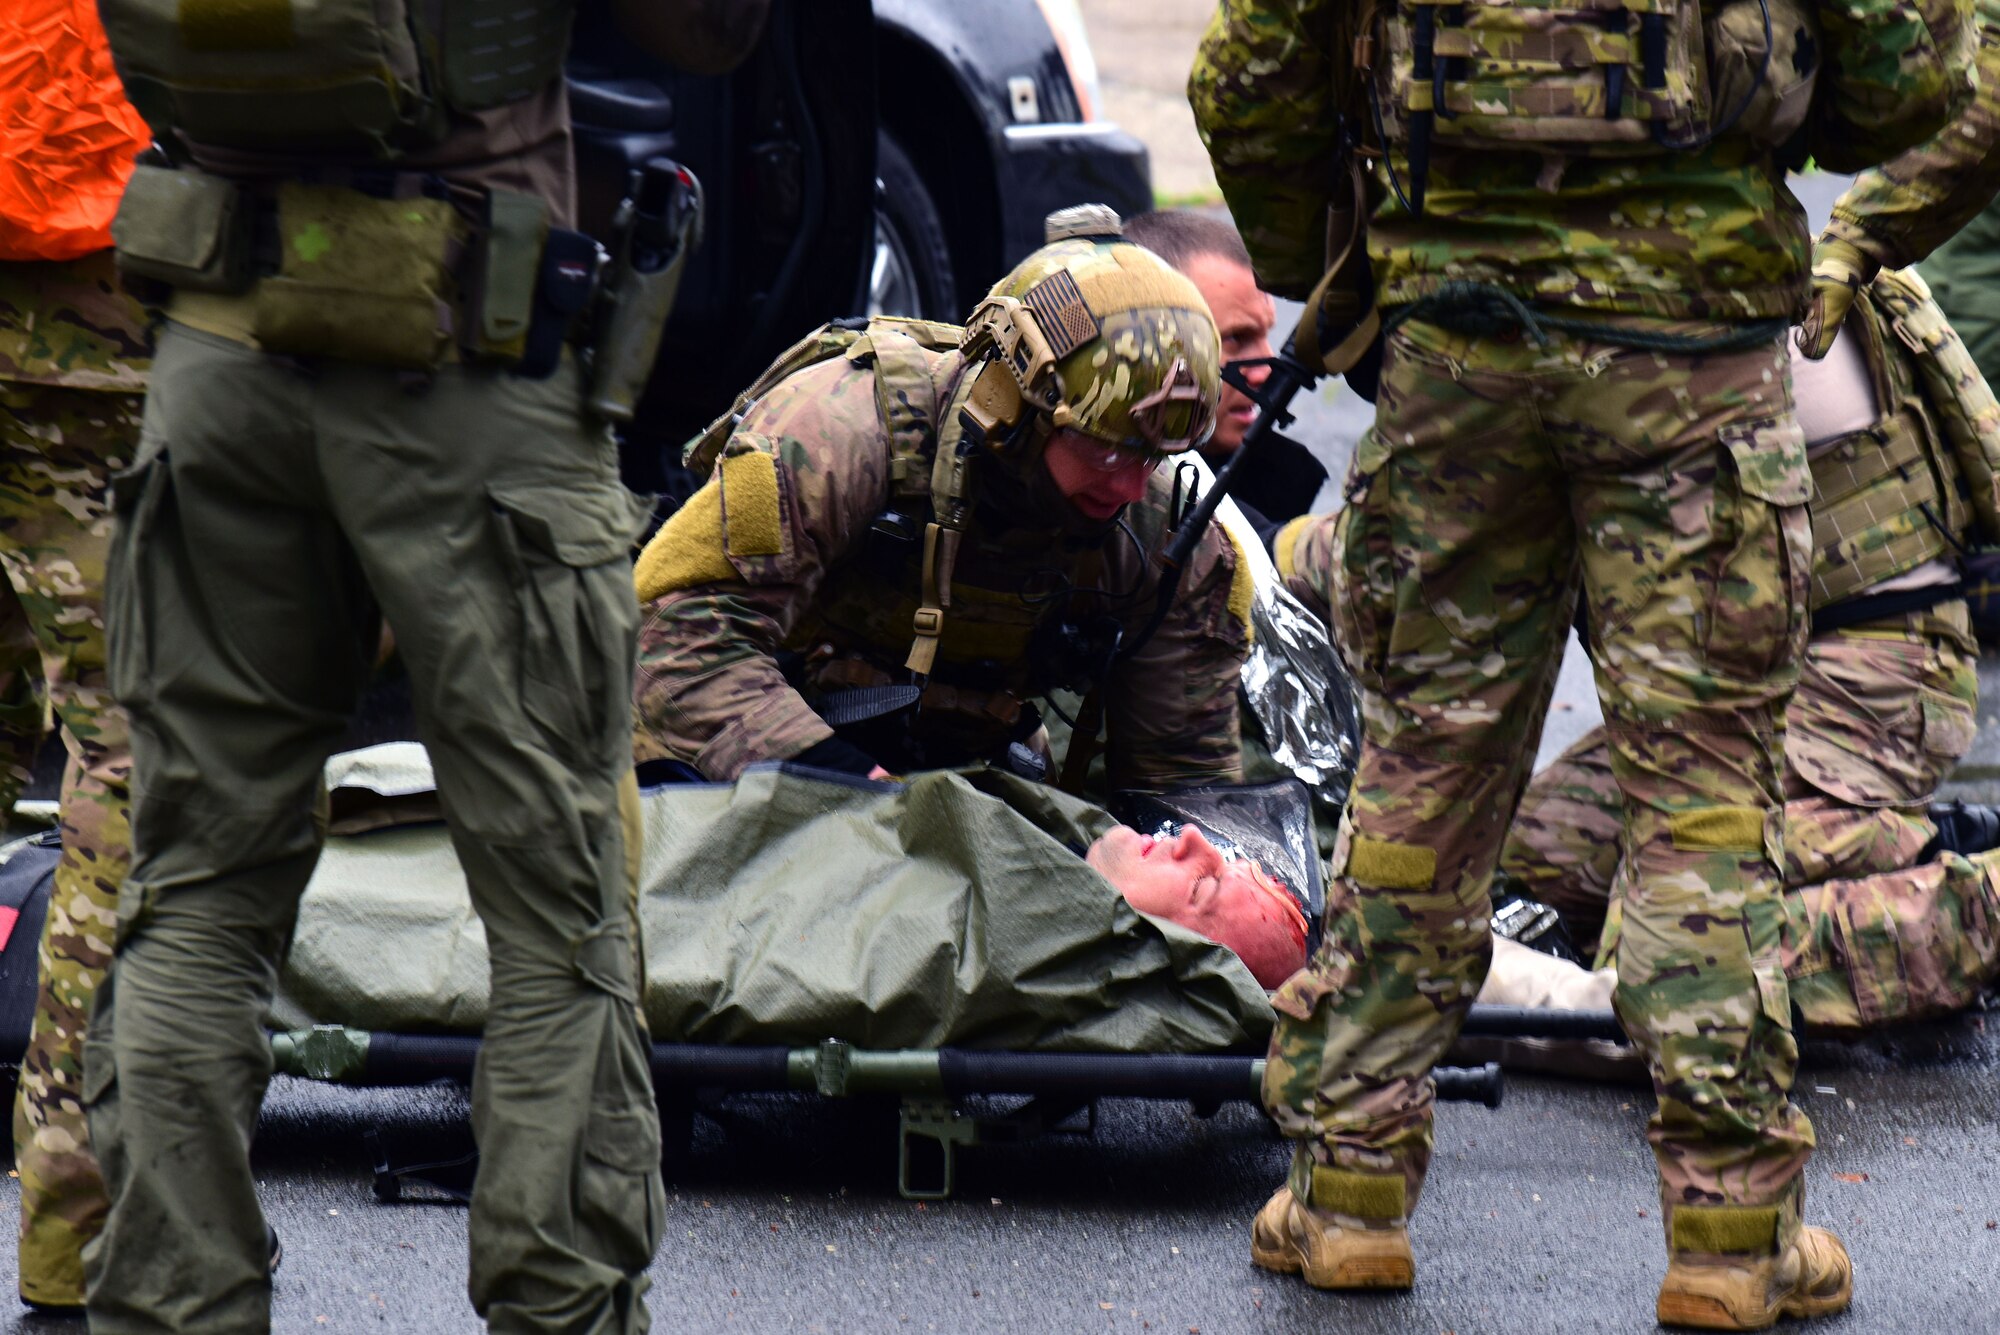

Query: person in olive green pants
<box><xmin>84</xmin><ymin>332</ymin><xmax>661</xmax><ymax>1332</ymax></box>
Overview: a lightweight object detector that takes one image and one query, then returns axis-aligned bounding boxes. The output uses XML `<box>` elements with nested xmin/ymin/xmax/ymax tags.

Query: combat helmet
<box><xmin>905</xmin><ymin>206</ymin><xmax>1221</xmax><ymax>679</ymax></box>
<box><xmin>951</xmin><ymin>205</ymin><xmax>1222</xmax><ymax>463</ymax></box>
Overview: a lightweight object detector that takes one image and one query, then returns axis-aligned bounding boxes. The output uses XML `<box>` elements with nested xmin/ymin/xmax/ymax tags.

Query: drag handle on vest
<box><xmin>1119</xmin><ymin>322</ymin><xmax>1321</xmax><ymax>662</ymax></box>
<box><xmin>586</xmin><ymin>158</ymin><xmax>704</xmax><ymax>421</ymax></box>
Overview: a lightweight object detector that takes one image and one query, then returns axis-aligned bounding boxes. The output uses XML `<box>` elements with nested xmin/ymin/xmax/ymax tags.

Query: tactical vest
<box><xmin>1373</xmin><ymin>0</ymin><xmax>1818</xmax><ymax>166</ymax></box>
<box><xmin>98</xmin><ymin>0</ymin><xmax>574</xmax><ymax>158</ymax></box>
<box><xmin>1806</xmin><ymin>270</ymin><xmax>1991</xmax><ymax>611</ymax></box>
<box><xmin>682</xmin><ymin>316</ymin><xmax>1123</xmax><ymax>728</ymax></box>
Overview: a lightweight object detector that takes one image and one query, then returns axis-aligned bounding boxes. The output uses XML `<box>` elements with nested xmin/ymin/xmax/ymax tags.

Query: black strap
<box><xmin>1811</xmin><ymin>581</ymin><xmax>1964</xmax><ymax>633</ymax></box>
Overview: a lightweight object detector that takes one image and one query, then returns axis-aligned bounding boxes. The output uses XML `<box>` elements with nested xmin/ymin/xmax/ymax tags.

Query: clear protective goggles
<box><xmin>1048</xmin><ymin>355</ymin><xmax>1214</xmax><ymax>460</ymax></box>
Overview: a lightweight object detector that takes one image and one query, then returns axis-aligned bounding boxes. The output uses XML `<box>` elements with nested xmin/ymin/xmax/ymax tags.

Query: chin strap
<box><xmin>906</xmin><ymin>518</ymin><xmax>958</xmax><ymax>677</ymax></box>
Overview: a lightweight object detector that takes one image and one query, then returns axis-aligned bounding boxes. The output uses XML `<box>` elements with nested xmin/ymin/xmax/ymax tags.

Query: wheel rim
<box><xmin>869</xmin><ymin>207</ymin><xmax>924</xmax><ymax>317</ymax></box>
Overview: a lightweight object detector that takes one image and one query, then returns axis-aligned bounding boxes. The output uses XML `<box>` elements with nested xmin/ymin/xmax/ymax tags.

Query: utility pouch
<box><xmin>516</xmin><ymin>229</ymin><xmax>601</xmax><ymax>380</ymax></box>
<box><xmin>251</xmin><ymin>183</ymin><xmax>467</xmax><ymax>371</ymax></box>
<box><xmin>464</xmin><ymin>189</ymin><xmax>549</xmax><ymax>366</ymax></box>
<box><xmin>1707</xmin><ymin>0</ymin><xmax>1818</xmax><ymax>150</ymax></box>
<box><xmin>110</xmin><ymin>162</ymin><xmax>251</xmax><ymax>294</ymax></box>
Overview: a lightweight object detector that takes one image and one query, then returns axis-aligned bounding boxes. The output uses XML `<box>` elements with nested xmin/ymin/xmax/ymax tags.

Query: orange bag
<box><xmin>0</xmin><ymin>0</ymin><xmax>151</xmax><ymax>262</ymax></box>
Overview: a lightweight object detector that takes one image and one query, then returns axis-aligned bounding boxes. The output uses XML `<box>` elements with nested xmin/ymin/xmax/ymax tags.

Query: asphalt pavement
<box><xmin>1</xmin><ymin>1012</ymin><xmax>1991</xmax><ymax>1332</ymax></box>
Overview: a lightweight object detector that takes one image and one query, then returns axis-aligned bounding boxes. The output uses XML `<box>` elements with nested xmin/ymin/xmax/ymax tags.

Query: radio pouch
<box><xmin>517</xmin><ymin>229</ymin><xmax>600</xmax><ymax>380</ymax></box>
<box><xmin>251</xmin><ymin>183</ymin><xmax>467</xmax><ymax>371</ymax></box>
<box><xmin>111</xmin><ymin>163</ymin><xmax>251</xmax><ymax>294</ymax></box>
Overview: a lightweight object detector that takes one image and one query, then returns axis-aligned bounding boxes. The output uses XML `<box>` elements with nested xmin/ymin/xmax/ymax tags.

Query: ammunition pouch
<box><xmin>111</xmin><ymin>162</ymin><xmax>253</xmax><ymax>295</ymax></box>
<box><xmin>99</xmin><ymin>0</ymin><xmax>572</xmax><ymax>159</ymax></box>
<box><xmin>250</xmin><ymin>183</ymin><xmax>468</xmax><ymax>371</ymax></box>
<box><xmin>464</xmin><ymin>191</ymin><xmax>550</xmax><ymax>367</ymax></box>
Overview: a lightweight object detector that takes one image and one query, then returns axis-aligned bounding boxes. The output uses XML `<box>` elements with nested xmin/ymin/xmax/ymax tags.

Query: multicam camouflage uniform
<box><xmin>0</xmin><ymin>248</ymin><xmax>147</xmax><ymax>1309</ymax></box>
<box><xmin>1500</xmin><ymin>609</ymin><xmax>2000</xmax><ymax>1029</ymax></box>
<box><xmin>1195</xmin><ymin>0</ymin><xmax>1970</xmax><ymax>1265</ymax></box>
<box><xmin>633</xmin><ymin>339</ymin><xmax>1251</xmax><ymax>788</ymax></box>
<box><xmin>1820</xmin><ymin>0</ymin><xmax>2000</xmax><ymax>288</ymax></box>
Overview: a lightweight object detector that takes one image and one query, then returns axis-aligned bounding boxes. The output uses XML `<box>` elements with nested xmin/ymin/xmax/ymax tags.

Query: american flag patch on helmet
<box><xmin>1023</xmin><ymin>270</ymin><xmax>1098</xmax><ymax>361</ymax></box>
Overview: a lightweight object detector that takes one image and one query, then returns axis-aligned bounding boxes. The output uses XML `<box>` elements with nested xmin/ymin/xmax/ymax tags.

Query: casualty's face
<box><xmin>1181</xmin><ymin>252</ymin><xmax>1274</xmax><ymax>457</ymax></box>
<box><xmin>1086</xmin><ymin>824</ymin><xmax>1308</xmax><ymax>988</ymax></box>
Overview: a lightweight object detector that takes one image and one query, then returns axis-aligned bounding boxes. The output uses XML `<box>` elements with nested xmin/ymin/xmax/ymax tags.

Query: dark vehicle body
<box><xmin>566</xmin><ymin>0</ymin><xmax>1152</xmax><ymax>491</ymax></box>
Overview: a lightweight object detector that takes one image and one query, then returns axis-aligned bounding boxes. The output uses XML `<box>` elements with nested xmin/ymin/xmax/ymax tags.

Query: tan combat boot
<box><xmin>1250</xmin><ymin>1187</ymin><xmax>1415</xmax><ymax>1290</ymax></box>
<box><xmin>1656</xmin><ymin>1226</ymin><xmax>1853</xmax><ymax>1330</ymax></box>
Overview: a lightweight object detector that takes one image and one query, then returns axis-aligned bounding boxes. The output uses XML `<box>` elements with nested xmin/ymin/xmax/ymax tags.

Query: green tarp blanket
<box><xmin>274</xmin><ymin>749</ymin><xmax>1275</xmax><ymax>1053</ymax></box>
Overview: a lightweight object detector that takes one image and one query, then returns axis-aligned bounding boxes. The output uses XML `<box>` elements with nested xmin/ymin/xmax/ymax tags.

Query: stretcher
<box><xmin>0</xmin><ymin>810</ymin><xmax>1629</xmax><ymax>1200</ymax></box>
<box><xmin>269</xmin><ymin>1023</ymin><xmax>1515</xmax><ymax>1199</ymax></box>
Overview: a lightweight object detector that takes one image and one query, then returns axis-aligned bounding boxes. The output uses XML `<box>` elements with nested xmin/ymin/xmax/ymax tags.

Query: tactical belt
<box><xmin>120</xmin><ymin>166</ymin><xmax>583</xmax><ymax>375</ymax></box>
<box><xmin>1811</xmin><ymin>580</ymin><xmax>1964</xmax><ymax>634</ymax></box>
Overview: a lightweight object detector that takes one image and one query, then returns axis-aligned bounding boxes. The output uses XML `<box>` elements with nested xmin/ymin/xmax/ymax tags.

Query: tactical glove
<box><xmin>793</xmin><ymin>735</ymin><xmax>884</xmax><ymax>778</ymax></box>
<box><xmin>1797</xmin><ymin>237</ymin><xmax>1876</xmax><ymax>360</ymax></box>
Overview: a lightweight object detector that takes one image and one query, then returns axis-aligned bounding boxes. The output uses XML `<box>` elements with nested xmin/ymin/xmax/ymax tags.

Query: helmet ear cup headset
<box><xmin>939</xmin><ymin>205</ymin><xmax>1223</xmax><ymax>470</ymax></box>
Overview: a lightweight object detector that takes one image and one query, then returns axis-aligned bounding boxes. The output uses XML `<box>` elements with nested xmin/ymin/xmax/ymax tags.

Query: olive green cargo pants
<box><xmin>82</xmin><ymin>322</ymin><xmax>662</xmax><ymax>1333</ymax></box>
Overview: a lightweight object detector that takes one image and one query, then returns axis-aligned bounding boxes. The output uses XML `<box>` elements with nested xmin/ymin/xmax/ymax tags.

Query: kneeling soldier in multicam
<box><xmin>1193</xmin><ymin>0</ymin><xmax>1973</xmax><ymax>1323</ymax></box>
<box><xmin>633</xmin><ymin>210</ymin><xmax>1251</xmax><ymax>790</ymax></box>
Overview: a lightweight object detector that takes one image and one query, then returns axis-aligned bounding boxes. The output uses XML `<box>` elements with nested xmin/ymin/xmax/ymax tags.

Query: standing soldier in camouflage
<box><xmin>634</xmin><ymin>212</ymin><xmax>1249</xmax><ymax>790</ymax></box>
<box><xmin>0</xmin><ymin>0</ymin><xmax>153</xmax><ymax>1312</ymax></box>
<box><xmin>1193</xmin><ymin>0</ymin><xmax>1972</xmax><ymax>1324</ymax></box>
<box><xmin>1801</xmin><ymin>0</ymin><xmax>2000</xmax><ymax>630</ymax></box>
<box><xmin>1801</xmin><ymin>0</ymin><xmax>2000</xmax><ymax>361</ymax></box>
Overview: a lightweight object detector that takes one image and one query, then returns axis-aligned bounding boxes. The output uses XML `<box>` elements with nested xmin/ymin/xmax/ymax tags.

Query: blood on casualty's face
<box><xmin>1041</xmin><ymin>427</ymin><xmax>1159</xmax><ymax>522</ymax></box>
<box><xmin>1086</xmin><ymin>824</ymin><xmax>1308</xmax><ymax>988</ymax></box>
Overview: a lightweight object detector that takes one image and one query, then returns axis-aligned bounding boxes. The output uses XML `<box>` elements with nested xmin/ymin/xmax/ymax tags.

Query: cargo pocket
<box><xmin>1706</xmin><ymin>418</ymin><xmax>1812</xmax><ymax>685</ymax></box>
<box><xmin>577</xmin><ymin>1035</ymin><xmax>663</xmax><ymax>1275</ymax></box>
<box><xmin>488</xmin><ymin>482</ymin><xmax>650</xmax><ymax>765</ymax></box>
<box><xmin>105</xmin><ymin>449</ymin><xmax>169</xmax><ymax>714</ymax></box>
<box><xmin>1327</xmin><ymin>432</ymin><xmax>1395</xmax><ymax>691</ymax></box>
<box><xmin>1920</xmin><ymin>689</ymin><xmax>1977</xmax><ymax>762</ymax></box>
<box><xmin>1835</xmin><ymin>867</ymin><xmax>1990</xmax><ymax>1025</ymax></box>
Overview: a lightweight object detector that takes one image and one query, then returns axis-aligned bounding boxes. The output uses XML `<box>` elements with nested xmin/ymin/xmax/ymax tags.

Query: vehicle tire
<box><xmin>871</xmin><ymin>131</ymin><xmax>958</xmax><ymax>320</ymax></box>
